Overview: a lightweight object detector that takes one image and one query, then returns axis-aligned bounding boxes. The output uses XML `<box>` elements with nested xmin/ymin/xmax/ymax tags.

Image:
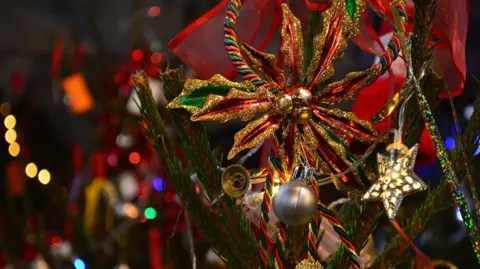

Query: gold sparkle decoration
<box><xmin>362</xmin><ymin>144</ymin><xmax>427</xmax><ymax>221</ymax></box>
<box><xmin>294</xmin><ymin>259</ymin><xmax>324</xmax><ymax>269</ymax></box>
<box><xmin>167</xmin><ymin>1</ymin><xmax>378</xmax><ymax>189</ymax></box>
<box><xmin>221</xmin><ymin>164</ymin><xmax>250</xmax><ymax>198</ymax></box>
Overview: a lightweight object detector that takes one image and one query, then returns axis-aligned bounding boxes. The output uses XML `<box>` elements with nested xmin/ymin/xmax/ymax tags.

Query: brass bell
<box><xmin>274</xmin><ymin>94</ymin><xmax>293</xmax><ymax>115</ymax></box>
<box><xmin>294</xmin><ymin>107</ymin><xmax>312</xmax><ymax>124</ymax></box>
<box><xmin>221</xmin><ymin>165</ymin><xmax>250</xmax><ymax>198</ymax></box>
<box><xmin>292</xmin><ymin>88</ymin><xmax>312</xmax><ymax>106</ymax></box>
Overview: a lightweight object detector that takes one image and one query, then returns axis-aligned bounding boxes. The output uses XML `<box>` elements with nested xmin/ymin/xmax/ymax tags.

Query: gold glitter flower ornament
<box><xmin>168</xmin><ymin>1</ymin><xmax>390</xmax><ymax>189</ymax></box>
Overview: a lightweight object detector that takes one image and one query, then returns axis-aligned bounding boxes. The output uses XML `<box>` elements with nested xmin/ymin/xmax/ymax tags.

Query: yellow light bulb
<box><xmin>38</xmin><ymin>169</ymin><xmax>51</xmax><ymax>185</ymax></box>
<box><xmin>8</xmin><ymin>142</ymin><xmax>20</xmax><ymax>157</ymax></box>
<box><xmin>4</xmin><ymin>115</ymin><xmax>16</xmax><ymax>129</ymax></box>
<box><xmin>5</xmin><ymin>129</ymin><xmax>17</xmax><ymax>144</ymax></box>
<box><xmin>25</xmin><ymin>163</ymin><xmax>38</xmax><ymax>178</ymax></box>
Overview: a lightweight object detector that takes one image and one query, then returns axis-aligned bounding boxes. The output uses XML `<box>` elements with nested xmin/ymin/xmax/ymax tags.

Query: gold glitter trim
<box><xmin>340</xmin><ymin>0</ymin><xmax>365</xmax><ymax>38</ymax></box>
<box><xmin>192</xmin><ymin>97</ymin><xmax>272</xmax><ymax>123</ymax></box>
<box><xmin>167</xmin><ymin>74</ymin><xmax>256</xmax><ymax>113</ymax></box>
<box><xmin>241</xmin><ymin>43</ymin><xmax>285</xmax><ymax>86</ymax></box>
<box><xmin>309</xmin><ymin>120</ymin><xmax>353</xmax><ymax>171</ymax></box>
<box><xmin>315</xmin><ymin>107</ymin><xmax>377</xmax><ymax>143</ymax></box>
<box><xmin>319</xmin><ymin>70</ymin><xmax>371</xmax><ymax>101</ymax></box>
<box><xmin>277</xmin><ymin>122</ymin><xmax>301</xmax><ymax>173</ymax></box>
<box><xmin>371</xmin><ymin>83</ymin><xmax>409</xmax><ymax>124</ymax></box>
<box><xmin>295</xmin><ymin>259</ymin><xmax>324</xmax><ymax>269</ymax></box>
<box><xmin>280</xmin><ymin>4</ymin><xmax>305</xmax><ymax>83</ymax></box>
<box><xmin>228</xmin><ymin>114</ymin><xmax>281</xmax><ymax>159</ymax></box>
<box><xmin>306</xmin><ymin>1</ymin><xmax>348</xmax><ymax>85</ymax></box>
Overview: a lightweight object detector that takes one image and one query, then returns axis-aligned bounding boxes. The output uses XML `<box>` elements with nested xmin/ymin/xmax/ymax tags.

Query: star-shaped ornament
<box><xmin>362</xmin><ymin>144</ymin><xmax>427</xmax><ymax>221</ymax></box>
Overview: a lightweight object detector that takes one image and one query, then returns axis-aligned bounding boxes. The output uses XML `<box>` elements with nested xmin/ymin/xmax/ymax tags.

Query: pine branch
<box><xmin>133</xmin><ymin>70</ymin><xmax>258</xmax><ymax>268</ymax></box>
<box><xmin>367</xmin><ymin>178</ymin><xmax>450</xmax><ymax>268</ymax></box>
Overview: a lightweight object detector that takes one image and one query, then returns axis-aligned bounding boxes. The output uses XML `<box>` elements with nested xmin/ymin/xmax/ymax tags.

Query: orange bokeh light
<box><xmin>129</xmin><ymin>152</ymin><xmax>141</xmax><ymax>164</ymax></box>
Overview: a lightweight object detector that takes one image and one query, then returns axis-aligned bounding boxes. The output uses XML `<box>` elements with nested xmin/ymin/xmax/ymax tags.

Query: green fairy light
<box><xmin>144</xmin><ymin>207</ymin><xmax>157</xmax><ymax>220</ymax></box>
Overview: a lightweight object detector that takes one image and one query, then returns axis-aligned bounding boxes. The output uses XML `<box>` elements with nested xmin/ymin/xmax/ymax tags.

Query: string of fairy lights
<box><xmin>2</xmin><ymin>102</ymin><xmax>52</xmax><ymax>185</ymax></box>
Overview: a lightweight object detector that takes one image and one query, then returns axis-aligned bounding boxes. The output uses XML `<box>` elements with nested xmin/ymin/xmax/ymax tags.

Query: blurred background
<box><xmin>0</xmin><ymin>0</ymin><xmax>479</xmax><ymax>268</ymax></box>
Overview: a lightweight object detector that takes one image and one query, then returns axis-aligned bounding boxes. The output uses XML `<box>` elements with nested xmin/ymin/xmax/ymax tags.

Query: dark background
<box><xmin>0</xmin><ymin>0</ymin><xmax>479</xmax><ymax>268</ymax></box>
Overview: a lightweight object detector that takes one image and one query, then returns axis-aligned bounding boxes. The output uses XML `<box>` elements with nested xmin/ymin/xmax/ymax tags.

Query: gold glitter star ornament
<box><xmin>362</xmin><ymin>143</ymin><xmax>428</xmax><ymax>221</ymax></box>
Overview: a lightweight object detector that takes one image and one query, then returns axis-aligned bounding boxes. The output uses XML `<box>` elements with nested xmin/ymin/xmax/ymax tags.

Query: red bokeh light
<box><xmin>51</xmin><ymin>235</ymin><xmax>62</xmax><ymax>247</ymax></box>
<box><xmin>148</xmin><ymin>6</ymin><xmax>161</xmax><ymax>17</ymax></box>
<box><xmin>150</xmin><ymin>52</ymin><xmax>163</xmax><ymax>64</ymax></box>
<box><xmin>131</xmin><ymin>49</ymin><xmax>144</xmax><ymax>62</ymax></box>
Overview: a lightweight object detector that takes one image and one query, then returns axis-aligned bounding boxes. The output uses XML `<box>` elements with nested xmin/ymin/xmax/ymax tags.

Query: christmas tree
<box><xmin>134</xmin><ymin>0</ymin><xmax>480</xmax><ymax>268</ymax></box>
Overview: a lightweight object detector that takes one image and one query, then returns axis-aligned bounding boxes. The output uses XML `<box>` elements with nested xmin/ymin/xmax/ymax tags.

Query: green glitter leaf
<box><xmin>345</xmin><ymin>0</ymin><xmax>357</xmax><ymax>19</ymax></box>
<box><xmin>178</xmin><ymin>86</ymin><xmax>253</xmax><ymax>107</ymax></box>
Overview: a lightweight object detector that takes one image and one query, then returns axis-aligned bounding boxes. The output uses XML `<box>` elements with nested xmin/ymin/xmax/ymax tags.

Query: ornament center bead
<box><xmin>274</xmin><ymin>87</ymin><xmax>313</xmax><ymax>124</ymax></box>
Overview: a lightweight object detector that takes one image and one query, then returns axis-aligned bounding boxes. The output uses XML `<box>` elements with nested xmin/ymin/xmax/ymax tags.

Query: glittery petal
<box><xmin>317</xmin><ymin>71</ymin><xmax>372</xmax><ymax>104</ymax></box>
<box><xmin>241</xmin><ymin>43</ymin><xmax>285</xmax><ymax>86</ymax></box>
<box><xmin>307</xmin><ymin>3</ymin><xmax>347</xmax><ymax>87</ymax></box>
<box><xmin>167</xmin><ymin>74</ymin><xmax>255</xmax><ymax>114</ymax></box>
<box><xmin>228</xmin><ymin>114</ymin><xmax>282</xmax><ymax>159</ymax></box>
<box><xmin>280</xmin><ymin>3</ymin><xmax>304</xmax><ymax>83</ymax></box>
<box><xmin>309</xmin><ymin>117</ymin><xmax>364</xmax><ymax>189</ymax></box>
<box><xmin>278</xmin><ymin>122</ymin><xmax>301</xmax><ymax>173</ymax></box>
<box><xmin>192</xmin><ymin>95</ymin><xmax>272</xmax><ymax>123</ymax></box>
<box><xmin>312</xmin><ymin>107</ymin><xmax>376</xmax><ymax>143</ymax></box>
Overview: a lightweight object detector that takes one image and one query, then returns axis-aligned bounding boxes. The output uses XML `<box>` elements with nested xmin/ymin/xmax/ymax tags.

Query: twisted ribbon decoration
<box><xmin>317</xmin><ymin>203</ymin><xmax>361</xmax><ymax>269</ymax></box>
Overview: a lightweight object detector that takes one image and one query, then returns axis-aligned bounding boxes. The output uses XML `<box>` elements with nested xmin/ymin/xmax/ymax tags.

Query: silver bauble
<box><xmin>272</xmin><ymin>180</ymin><xmax>318</xmax><ymax>226</ymax></box>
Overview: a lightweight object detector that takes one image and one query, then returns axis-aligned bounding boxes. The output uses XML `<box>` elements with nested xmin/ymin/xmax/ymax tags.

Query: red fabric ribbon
<box><xmin>355</xmin><ymin>0</ymin><xmax>468</xmax><ymax>98</ymax></box>
<box><xmin>392</xmin><ymin>220</ymin><xmax>434</xmax><ymax>269</ymax></box>
<box><xmin>168</xmin><ymin>0</ymin><xmax>284</xmax><ymax>79</ymax></box>
<box><xmin>169</xmin><ymin>0</ymin><xmax>468</xmax><ymax>98</ymax></box>
<box><xmin>352</xmin><ymin>74</ymin><xmax>437</xmax><ymax>165</ymax></box>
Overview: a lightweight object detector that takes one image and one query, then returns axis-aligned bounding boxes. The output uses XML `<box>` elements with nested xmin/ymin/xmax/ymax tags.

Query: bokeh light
<box><xmin>444</xmin><ymin>137</ymin><xmax>455</xmax><ymax>151</ymax></box>
<box><xmin>51</xmin><ymin>235</ymin><xmax>62</xmax><ymax>247</ymax></box>
<box><xmin>464</xmin><ymin>105</ymin><xmax>474</xmax><ymax>120</ymax></box>
<box><xmin>144</xmin><ymin>207</ymin><xmax>157</xmax><ymax>220</ymax></box>
<box><xmin>124</xmin><ymin>203</ymin><xmax>139</xmax><ymax>219</ymax></box>
<box><xmin>73</xmin><ymin>258</ymin><xmax>86</xmax><ymax>269</ymax></box>
<box><xmin>5</xmin><ymin>129</ymin><xmax>17</xmax><ymax>144</ymax></box>
<box><xmin>148</xmin><ymin>6</ymin><xmax>161</xmax><ymax>17</ymax></box>
<box><xmin>25</xmin><ymin>163</ymin><xmax>38</xmax><ymax>178</ymax></box>
<box><xmin>107</xmin><ymin>153</ymin><xmax>118</xmax><ymax>167</ymax></box>
<box><xmin>8</xmin><ymin>142</ymin><xmax>20</xmax><ymax>157</ymax></box>
<box><xmin>0</xmin><ymin>103</ymin><xmax>11</xmax><ymax>116</ymax></box>
<box><xmin>129</xmin><ymin>152</ymin><xmax>141</xmax><ymax>164</ymax></box>
<box><xmin>38</xmin><ymin>169</ymin><xmax>51</xmax><ymax>185</ymax></box>
<box><xmin>150</xmin><ymin>52</ymin><xmax>163</xmax><ymax>64</ymax></box>
<box><xmin>153</xmin><ymin>177</ymin><xmax>164</xmax><ymax>192</ymax></box>
<box><xmin>131</xmin><ymin>49</ymin><xmax>144</xmax><ymax>62</ymax></box>
<box><xmin>4</xmin><ymin>115</ymin><xmax>16</xmax><ymax>129</ymax></box>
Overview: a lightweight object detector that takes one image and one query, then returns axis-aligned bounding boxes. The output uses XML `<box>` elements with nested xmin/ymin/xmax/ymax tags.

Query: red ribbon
<box><xmin>169</xmin><ymin>0</ymin><xmax>468</xmax><ymax>99</ymax></box>
<box><xmin>355</xmin><ymin>0</ymin><xmax>468</xmax><ymax>98</ymax></box>
<box><xmin>392</xmin><ymin>220</ymin><xmax>433</xmax><ymax>269</ymax></box>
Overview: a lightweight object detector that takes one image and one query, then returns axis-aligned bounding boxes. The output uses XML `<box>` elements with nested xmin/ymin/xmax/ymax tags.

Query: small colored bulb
<box><xmin>144</xmin><ymin>207</ymin><xmax>157</xmax><ymax>220</ymax></box>
<box><xmin>4</xmin><ymin>115</ymin><xmax>16</xmax><ymax>129</ymax></box>
<box><xmin>5</xmin><ymin>129</ymin><xmax>17</xmax><ymax>144</ymax></box>
<box><xmin>25</xmin><ymin>163</ymin><xmax>38</xmax><ymax>178</ymax></box>
<box><xmin>38</xmin><ymin>169</ymin><xmax>51</xmax><ymax>185</ymax></box>
<box><xmin>8</xmin><ymin>142</ymin><xmax>20</xmax><ymax>157</ymax></box>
